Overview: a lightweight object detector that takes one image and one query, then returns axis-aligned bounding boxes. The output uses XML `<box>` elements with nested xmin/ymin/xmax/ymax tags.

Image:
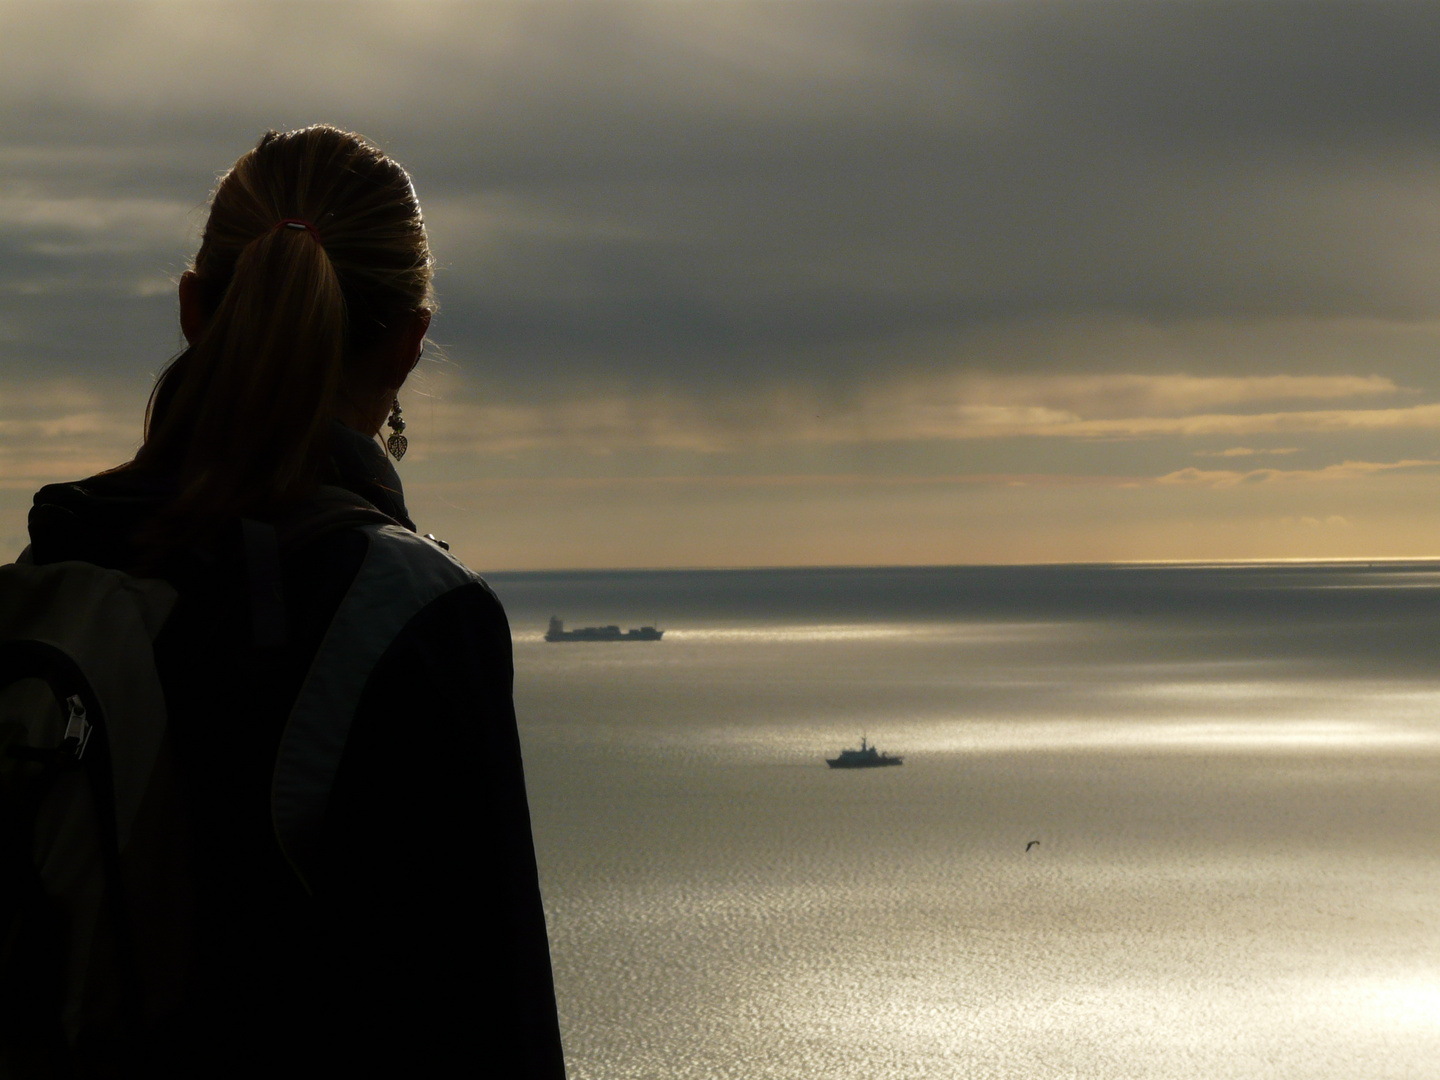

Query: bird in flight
<box><xmin>1025</xmin><ymin>840</ymin><xmax>1040</xmax><ymax>852</ymax></box>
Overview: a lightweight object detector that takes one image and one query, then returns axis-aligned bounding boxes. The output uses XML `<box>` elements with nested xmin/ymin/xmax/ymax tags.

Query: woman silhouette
<box><xmin>23</xmin><ymin>126</ymin><xmax>565</xmax><ymax>1074</ymax></box>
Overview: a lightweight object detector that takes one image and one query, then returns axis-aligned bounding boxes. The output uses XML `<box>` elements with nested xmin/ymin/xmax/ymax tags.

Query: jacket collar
<box><xmin>323</xmin><ymin>421</ymin><xmax>415</xmax><ymax>531</ymax></box>
<box><xmin>27</xmin><ymin>420</ymin><xmax>417</xmax><ymax>567</ymax></box>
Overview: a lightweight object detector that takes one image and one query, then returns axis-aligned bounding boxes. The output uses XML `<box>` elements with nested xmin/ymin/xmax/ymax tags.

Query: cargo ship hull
<box><xmin>546</xmin><ymin>617</ymin><xmax>663</xmax><ymax>642</ymax></box>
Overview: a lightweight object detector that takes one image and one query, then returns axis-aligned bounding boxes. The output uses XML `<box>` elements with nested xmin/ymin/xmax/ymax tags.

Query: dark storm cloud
<box><xmin>4</xmin><ymin>2</ymin><xmax>1440</xmax><ymax>396</ymax></box>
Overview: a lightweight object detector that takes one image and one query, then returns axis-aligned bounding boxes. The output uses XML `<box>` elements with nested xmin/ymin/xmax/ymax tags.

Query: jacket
<box><xmin>23</xmin><ymin>423</ymin><xmax>566</xmax><ymax>1075</ymax></box>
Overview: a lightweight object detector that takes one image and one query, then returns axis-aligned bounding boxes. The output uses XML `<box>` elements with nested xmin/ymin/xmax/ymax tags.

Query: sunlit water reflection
<box><xmin>492</xmin><ymin>564</ymin><xmax>1440</xmax><ymax>1079</ymax></box>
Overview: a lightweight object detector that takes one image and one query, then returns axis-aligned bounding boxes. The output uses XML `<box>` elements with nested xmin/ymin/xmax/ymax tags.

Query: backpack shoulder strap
<box><xmin>270</xmin><ymin>525</ymin><xmax>481</xmax><ymax>890</ymax></box>
<box><xmin>239</xmin><ymin>486</ymin><xmax>403</xmax><ymax>651</ymax></box>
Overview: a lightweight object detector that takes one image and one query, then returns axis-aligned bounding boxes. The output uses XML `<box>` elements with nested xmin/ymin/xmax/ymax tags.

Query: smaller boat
<box><xmin>826</xmin><ymin>735</ymin><xmax>903</xmax><ymax>769</ymax></box>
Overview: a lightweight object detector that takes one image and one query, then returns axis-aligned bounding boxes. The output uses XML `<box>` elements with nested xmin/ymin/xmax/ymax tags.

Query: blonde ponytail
<box><xmin>134</xmin><ymin>126</ymin><xmax>434</xmax><ymax>544</ymax></box>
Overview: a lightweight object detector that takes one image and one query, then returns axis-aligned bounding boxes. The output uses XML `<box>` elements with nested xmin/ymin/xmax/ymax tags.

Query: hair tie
<box><xmin>275</xmin><ymin>218</ymin><xmax>323</xmax><ymax>245</ymax></box>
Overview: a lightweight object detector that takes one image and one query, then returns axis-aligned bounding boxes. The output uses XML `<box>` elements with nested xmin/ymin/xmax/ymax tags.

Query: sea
<box><xmin>487</xmin><ymin>563</ymin><xmax>1440</xmax><ymax>1080</ymax></box>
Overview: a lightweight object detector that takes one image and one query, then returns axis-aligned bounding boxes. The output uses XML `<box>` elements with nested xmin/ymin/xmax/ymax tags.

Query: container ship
<box><xmin>545</xmin><ymin>616</ymin><xmax>663</xmax><ymax>642</ymax></box>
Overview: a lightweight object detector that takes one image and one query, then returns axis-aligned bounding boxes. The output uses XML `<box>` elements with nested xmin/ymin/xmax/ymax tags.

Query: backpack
<box><xmin>0</xmin><ymin>560</ymin><xmax>178</xmax><ymax>1073</ymax></box>
<box><xmin>0</xmin><ymin>487</ymin><xmax>400</xmax><ymax>1073</ymax></box>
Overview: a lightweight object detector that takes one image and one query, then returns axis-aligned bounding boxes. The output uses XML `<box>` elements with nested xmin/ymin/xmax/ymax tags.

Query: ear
<box><xmin>178</xmin><ymin>271</ymin><xmax>206</xmax><ymax>345</ymax></box>
<box><xmin>383</xmin><ymin>310</ymin><xmax>432</xmax><ymax>389</ymax></box>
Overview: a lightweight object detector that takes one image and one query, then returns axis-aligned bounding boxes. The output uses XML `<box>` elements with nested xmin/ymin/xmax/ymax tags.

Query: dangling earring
<box><xmin>386</xmin><ymin>397</ymin><xmax>408</xmax><ymax>460</ymax></box>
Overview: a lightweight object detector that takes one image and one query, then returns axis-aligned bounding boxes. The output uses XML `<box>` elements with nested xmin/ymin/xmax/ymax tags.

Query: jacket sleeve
<box><xmin>313</xmin><ymin>581</ymin><xmax>566</xmax><ymax>1077</ymax></box>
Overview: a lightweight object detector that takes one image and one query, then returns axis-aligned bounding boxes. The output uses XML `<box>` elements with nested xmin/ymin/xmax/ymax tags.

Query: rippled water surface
<box><xmin>490</xmin><ymin>564</ymin><xmax>1440</xmax><ymax>1079</ymax></box>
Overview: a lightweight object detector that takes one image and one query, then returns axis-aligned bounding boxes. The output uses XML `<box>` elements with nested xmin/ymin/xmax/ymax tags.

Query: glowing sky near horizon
<box><xmin>5</xmin><ymin>1</ymin><xmax>1440</xmax><ymax>570</ymax></box>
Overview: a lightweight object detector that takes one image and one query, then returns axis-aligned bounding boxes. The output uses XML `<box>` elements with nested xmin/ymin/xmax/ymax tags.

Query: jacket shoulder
<box><xmin>357</xmin><ymin>525</ymin><xmax>508</xmax><ymax>633</ymax></box>
<box><xmin>359</xmin><ymin>524</ymin><xmax>483</xmax><ymax>595</ymax></box>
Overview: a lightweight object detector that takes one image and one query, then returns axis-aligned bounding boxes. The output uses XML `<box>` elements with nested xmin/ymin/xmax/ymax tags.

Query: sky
<box><xmin>4</xmin><ymin>1</ymin><xmax>1440</xmax><ymax>570</ymax></box>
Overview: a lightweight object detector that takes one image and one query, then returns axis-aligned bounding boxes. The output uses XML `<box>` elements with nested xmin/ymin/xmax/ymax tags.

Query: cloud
<box><xmin>881</xmin><ymin>373</ymin><xmax>1401</xmax><ymax>419</ymax></box>
<box><xmin>0</xmin><ymin>379</ymin><xmax>140</xmax><ymax>488</ymax></box>
<box><xmin>1041</xmin><ymin>404</ymin><xmax>1440</xmax><ymax>442</ymax></box>
<box><xmin>9</xmin><ymin>2</ymin><xmax>1436</xmax><ymax>160</ymax></box>
<box><xmin>0</xmin><ymin>192</ymin><xmax>193</xmax><ymax>239</ymax></box>
<box><xmin>1155</xmin><ymin>461</ymin><xmax>1440</xmax><ymax>489</ymax></box>
<box><xmin>832</xmin><ymin>395</ymin><xmax>1440</xmax><ymax>445</ymax></box>
<box><xmin>10</xmin><ymin>364</ymin><xmax>1435</xmax><ymax>479</ymax></box>
<box><xmin>1195</xmin><ymin>447</ymin><xmax>1301</xmax><ymax>458</ymax></box>
<box><xmin>407</xmin><ymin>372</ymin><xmax>1431</xmax><ymax>455</ymax></box>
<box><xmin>7</xmin><ymin>2</ymin><xmax>1440</xmax><ymax>571</ymax></box>
<box><xmin>5</xmin><ymin>3</ymin><xmax>1440</xmax><ymax>397</ymax></box>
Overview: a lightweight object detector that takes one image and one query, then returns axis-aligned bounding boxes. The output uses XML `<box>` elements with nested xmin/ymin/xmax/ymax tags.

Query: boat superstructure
<box><xmin>826</xmin><ymin>735</ymin><xmax>903</xmax><ymax>769</ymax></box>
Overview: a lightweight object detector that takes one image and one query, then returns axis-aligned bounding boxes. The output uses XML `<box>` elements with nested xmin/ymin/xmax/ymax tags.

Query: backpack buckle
<box><xmin>62</xmin><ymin>694</ymin><xmax>92</xmax><ymax>761</ymax></box>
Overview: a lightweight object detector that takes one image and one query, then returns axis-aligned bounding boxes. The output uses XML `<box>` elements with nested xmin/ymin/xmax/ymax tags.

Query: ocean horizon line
<box><xmin>486</xmin><ymin>555</ymin><xmax>1440</xmax><ymax>579</ymax></box>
